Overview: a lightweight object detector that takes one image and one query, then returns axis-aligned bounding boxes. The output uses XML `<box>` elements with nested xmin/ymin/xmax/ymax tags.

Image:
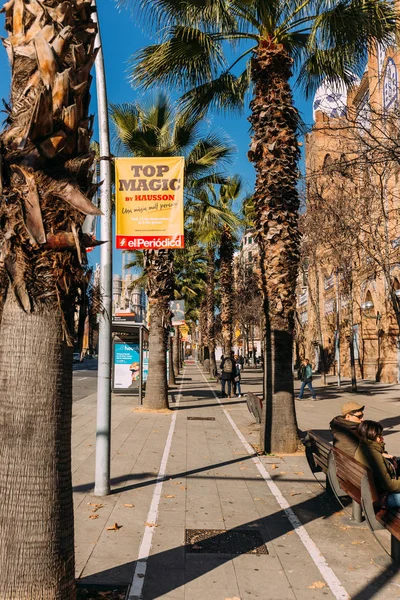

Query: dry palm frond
<box><xmin>0</xmin><ymin>0</ymin><xmax>102</xmax><ymax>337</ymax></box>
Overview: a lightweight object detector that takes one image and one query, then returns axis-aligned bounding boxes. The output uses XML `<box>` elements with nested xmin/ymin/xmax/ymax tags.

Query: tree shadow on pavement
<box><xmin>73</xmin><ymin>454</ymin><xmax>257</xmax><ymax>494</ymax></box>
<box><xmin>78</xmin><ymin>488</ymin><xmax>391</xmax><ymax>599</ymax></box>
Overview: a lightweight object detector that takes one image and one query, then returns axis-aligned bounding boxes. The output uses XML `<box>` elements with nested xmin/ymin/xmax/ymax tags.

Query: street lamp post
<box><xmin>335</xmin><ymin>270</ymin><xmax>341</xmax><ymax>387</ymax></box>
<box><xmin>92</xmin><ymin>0</ymin><xmax>113</xmax><ymax>497</ymax></box>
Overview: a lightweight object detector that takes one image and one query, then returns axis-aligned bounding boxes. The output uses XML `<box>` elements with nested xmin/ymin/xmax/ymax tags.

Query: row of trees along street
<box><xmin>0</xmin><ymin>0</ymin><xmax>398</xmax><ymax>597</ymax></box>
<box><xmin>299</xmin><ymin>100</ymin><xmax>400</xmax><ymax>388</ymax></box>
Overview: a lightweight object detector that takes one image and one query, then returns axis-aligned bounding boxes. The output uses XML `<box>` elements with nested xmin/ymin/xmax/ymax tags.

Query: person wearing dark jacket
<box><xmin>355</xmin><ymin>420</ymin><xmax>400</xmax><ymax>507</ymax></box>
<box><xmin>220</xmin><ymin>352</ymin><xmax>236</xmax><ymax>398</ymax></box>
<box><xmin>330</xmin><ymin>401</ymin><xmax>365</xmax><ymax>456</ymax></box>
<box><xmin>297</xmin><ymin>358</ymin><xmax>316</xmax><ymax>400</ymax></box>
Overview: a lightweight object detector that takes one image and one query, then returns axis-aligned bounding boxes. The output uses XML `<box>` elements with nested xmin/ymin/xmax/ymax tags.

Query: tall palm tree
<box><xmin>219</xmin><ymin>178</ymin><xmax>242</xmax><ymax>356</ymax></box>
<box><xmin>173</xmin><ymin>239</ymin><xmax>207</xmax><ymax>372</ymax></box>
<box><xmin>110</xmin><ymin>95</ymin><xmax>233</xmax><ymax>408</ymax></box>
<box><xmin>188</xmin><ymin>183</ymin><xmax>241</xmax><ymax>371</ymax></box>
<box><xmin>0</xmin><ymin>2</ymin><xmax>100</xmax><ymax>597</ymax></box>
<box><xmin>127</xmin><ymin>0</ymin><xmax>397</xmax><ymax>452</ymax></box>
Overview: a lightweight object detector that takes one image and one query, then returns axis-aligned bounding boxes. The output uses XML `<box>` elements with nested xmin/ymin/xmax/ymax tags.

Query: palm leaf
<box><xmin>179</xmin><ymin>66</ymin><xmax>252</xmax><ymax>118</ymax></box>
<box><xmin>130</xmin><ymin>26</ymin><xmax>226</xmax><ymax>90</ymax></box>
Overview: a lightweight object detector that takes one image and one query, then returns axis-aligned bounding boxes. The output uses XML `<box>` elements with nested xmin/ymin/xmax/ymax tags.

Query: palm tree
<box><xmin>0</xmin><ymin>2</ymin><xmax>100</xmax><ymax>597</ymax></box>
<box><xmin>188</xmin><ymin>182</ymin><xmax>241</xmax><ymax>371</ymax></box>
<box><xmin>219</xmin><ymin>178</ymin><xmax>242</xmax><ymax>356</ymax></box>
<box><xmin>172</xmin><ymin>239</ymin><xmax>207</xmax><ymax>372</ymax></box>
<box><xmin>110</xmin><ymin>95</ymin><xmax>233</xmax><ymax>408</ymax></box>
<box><xmin>128</xmin><ymin>0</ymin><xmax>397</xmax><ymax>452</ymax></box>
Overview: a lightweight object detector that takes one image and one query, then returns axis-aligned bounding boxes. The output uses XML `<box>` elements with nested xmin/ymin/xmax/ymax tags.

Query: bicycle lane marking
<box><xmin>127</xmin><ymin>367</ymin><xmax>186</xmax><ymax>600</ymax></box>
<box><xmin>198</xmin><ymin>364</ymin><xmax>350</xmax><ymax>600</ymax></box>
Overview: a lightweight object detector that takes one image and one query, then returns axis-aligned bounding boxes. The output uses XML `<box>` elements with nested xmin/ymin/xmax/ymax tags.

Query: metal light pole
<box><xmin>335</xmin><ymin>270</ymin><xmax>341</xmax><ymax>387</ymax></box>
<box><xmin>92</xmin><ymin>0</ymin><xmax>113</xmax><ymax>497</ymax></box>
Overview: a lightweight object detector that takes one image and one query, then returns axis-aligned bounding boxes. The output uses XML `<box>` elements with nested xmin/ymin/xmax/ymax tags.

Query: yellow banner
<box><xmin>115</xmin><ymin>157</ymin><xmax>185</xmax><ymax>250</ymax></box>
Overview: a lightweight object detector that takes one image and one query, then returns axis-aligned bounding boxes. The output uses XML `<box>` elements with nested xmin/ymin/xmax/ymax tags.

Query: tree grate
<box><xmin>187</xmin><ymin>416</ymin><xmax>216</xmax><ymax>421</ymax></box>
<box><xmin>185</xmin><ymin>528</ymin><xmax>268</xmax><ymax>555</ymax></box>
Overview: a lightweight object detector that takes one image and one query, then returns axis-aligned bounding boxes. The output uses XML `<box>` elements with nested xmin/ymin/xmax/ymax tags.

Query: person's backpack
<box><xmin>223</xmin><ymin>358</ymin><xmax>233</xmax><ymax>374</ymax></box>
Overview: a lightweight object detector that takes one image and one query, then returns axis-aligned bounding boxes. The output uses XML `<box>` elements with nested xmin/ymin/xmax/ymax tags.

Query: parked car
<box><xmin>73</xmin><ymin>353</ymin><xmax>81</xmax><ymax>363</ymax></box>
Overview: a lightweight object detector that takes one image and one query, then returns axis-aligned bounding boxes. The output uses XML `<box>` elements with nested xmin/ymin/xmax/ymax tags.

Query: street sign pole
<box><xmin>92</xmin><ymin>0</ymin><xmax>112</xmax><ymax>497</ymax></box>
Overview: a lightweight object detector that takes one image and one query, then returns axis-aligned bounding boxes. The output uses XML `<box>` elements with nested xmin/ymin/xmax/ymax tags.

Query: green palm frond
<box><xmin>131</xmin><ymin>26</ymin><xmax>226</xmax><ymax>90</ymax></box>
<box><xmin>118</xmin><ymin>0</ymin><xmax>240</xmax><ymax>32</ymax></box>
<box><xmin>179</xmin><ymin>66</ymin><xmax>252</xmax><ymax>118</ymax></box>
<box><xmin>127</xmin><ymin>0</ymin><xmax>398</xmax><ymax>117</ymax></box>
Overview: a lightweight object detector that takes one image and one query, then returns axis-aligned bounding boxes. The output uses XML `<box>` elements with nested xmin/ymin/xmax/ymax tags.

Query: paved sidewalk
<box><xmin>73</xmin><ymin>364</ymin><xmax>400</xmax><ymax>599</ymax></box>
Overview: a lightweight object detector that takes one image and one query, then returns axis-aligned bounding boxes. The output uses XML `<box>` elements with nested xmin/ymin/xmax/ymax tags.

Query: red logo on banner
<box><xmin>116</xmin><ymin>235</ymin><xmax>184</xmax><ymax>250</ymax></box>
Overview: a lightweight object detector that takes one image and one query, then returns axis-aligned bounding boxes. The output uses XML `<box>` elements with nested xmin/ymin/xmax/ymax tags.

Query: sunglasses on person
<box><xmin>350</xmin><ymin>411</ymin><xmax>364</xmax><ymax>419</ymax></box>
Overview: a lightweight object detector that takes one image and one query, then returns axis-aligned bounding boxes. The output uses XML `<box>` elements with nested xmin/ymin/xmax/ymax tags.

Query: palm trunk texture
<box><xmin>200</xmin><ymin>298</ymin><xmax>209</xmax><ymax>364</ymax></box>
<box><xmin>207</xmin><ymin>247</ymin><xmax>217</xmax><ymax>376</ymax></box>
<box><xmin>0</xmin><ymin>295</ymin><xmax>75</xmax><ymax>600</ymax></box>
<box><xmin>220</xmin><ymin>227</ymin><xmax>234</xmax><ymax>356</ymax></box>
<box><xmin>143</xmin><ymin>249</ymin><xmax>173</xmax><ymax>410</ymax></box>
<box><xmin>173</xmin><ymin>326</ymin><xmax>180</xmax><ymax>376</ymax></box>
<box><xmin>168</xmin><ymin>335</ymin><xmax>176</xmax><ymax>386</ymax></box>
<box><xmin>0</xmin><ymin>1</ymin><xmax>99</xmax><ymax>596</ymax></box>
<box><xmin>248</xmin><ymin>41</ymin><xmax>301</xmax><ymax>453</ymax></box>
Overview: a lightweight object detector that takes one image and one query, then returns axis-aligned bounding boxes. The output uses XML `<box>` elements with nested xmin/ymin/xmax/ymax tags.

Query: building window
<box><xmin>248</xmin><ymin>251</ymin><xmax>252</xmax><ymax>263</ymax></box>
<box><xmin>324</xmin><ymin>273</ymin><xmax>334</xmax><ymax>290</ymax></box>
<box><xmin>383</xmin><ymin>58</ymin><xmax>398</xmax><ymax>111</ymax></box>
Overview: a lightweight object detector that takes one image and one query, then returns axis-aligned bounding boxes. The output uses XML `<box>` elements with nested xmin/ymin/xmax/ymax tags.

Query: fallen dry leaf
<box><xmin>88</xmin><ymin>514</ymin><xmax>99</xmax><ymax>520</ymax></box>
<box><xmin>279</xmin><ymin>471</ymin><xmax>287</xmax><ymax>475</ymax></box>
<box><xmin>294</xmin><ymin>471</ymin><xmax>304</xmax><ymax>476</ymax></box>
<box><xmin>85</xmin><ymin>444</ymin><xmax>92</xmax><ymax>447</ymax></box>
<box><xmin>290</xmin><ymin>492</ymin><xmax>301</xmax><ymax>496</ymax></box>
<box><xmin>271</xmin><ymin>464</ymin><xmax>278</xmax><ymax>469</ymax></box>
<box><xmin>172</xmin><ymin>481</ymin><xmax>182</xmax><ymax>485</ymax></box>
<box><xmin>287</xmin><ymin>531</ymin><xmax>295</xmax><ymax>535</ymax></box>
<box><xmin>351</xmin><ymin>541</ymin><xmax>365</xmax><ymax>545</ymax></box>
<box><xmin>339</xmin><ymin>526</ymin><xmax>349</xmax><ymax>531</ymax></box>
<box><xmin>308</xmin><ymin>581</ymin><xmax>327</xmax><ymax>589</ymax></box>
<box><xmin>144</xmin><ymin>522</ymin><xmax>158</xmax><ymax>528</ymax></box>
<box><xmin>87</xmin><ymin>503</ymin><xmax>104</xmax><ymax>512</ymax></box>
<box><xmin>254</xmin><ymin>498</ymin><xmax>261</xmax><ymax>501</ymax></box>
<box><xmin>124</xmin><ymin>504</ymin><xmax>135</xmax><ymax>508</ymax></box>
<box><xmin>224</xmin><ymin>597</ymin><xmax>241</xmax><ymax>600</ymax></box>
<box><xmin>106</xmin><ymin>523</ymin><xmax>122</xmax><ymax>531</ymax></box>
<box><xmin>165</xmin><ymin>494</ymin><xmax>175</xmax><ymax>499</ymax></box>
<box><xmin>179</xmin><ymin>486</ymin><xmax>186</xmax><ymax>491</ymax></box>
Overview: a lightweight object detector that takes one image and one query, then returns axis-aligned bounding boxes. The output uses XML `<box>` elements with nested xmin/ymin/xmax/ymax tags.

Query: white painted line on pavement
<box><xmin>78</xmin><ymin>377</ymin><xmax>87</xmax><ymax>381</ymax></box>
<box><xmin>127</xmin><ymin>368</ymin><xmax>185</xmax><ymax>600</ymax></box>
<box><xmin>198</xmin><ymin>364</ymin><xmax>350</xmax><ymax>600</ymax></box>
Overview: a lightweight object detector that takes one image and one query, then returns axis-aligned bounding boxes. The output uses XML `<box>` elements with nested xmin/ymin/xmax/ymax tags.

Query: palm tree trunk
<box><xmin>200</xmin><ymin>298</ymin><xmax>209</xmax><ymax>365</ymax></box>
<box><xmin>143</xmin><ymin>249</ymin><xmax>173</xmax><ymax>409</ymax></box>
<box><xmin>173</xmin><ymin>327</ymin><xmax>180</xmax><ymax>376</ymax></box>
<box><xmin>0</xmin><ymin>1</ymin><xmax>98</xmax><ymax>594</ymax></box>
<box><xmin>0</xmin><ymin>294</ymin><xmax>75</xmax><ymax>600</ymax></box>
<box><xmin>220</xmin><ymin>226</ymin><xmax>234</xmax><ymax>356</ymax></box>
<box><xmin>249</xmin><ymin>41</ymin><xmax>301</xmax><ymax>453</ymax></box>
<box><xmin>168</xmin><ymin>335</ymin><xmax>176</xmax><ymax>386</ymax></box>
<box><xmin>207</xmin><ymin>247</ymin><xmax>217</xmax><ymax>376</ymax></box>
<box><xmin>144</xmin><ymin>297</ymin><xmax>169</xmax><ymax>409</ymax></box>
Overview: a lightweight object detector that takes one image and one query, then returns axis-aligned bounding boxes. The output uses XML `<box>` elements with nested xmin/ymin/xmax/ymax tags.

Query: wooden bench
<box><xmin>305</xmin><ymin>430</ymin><xmax>400</xmax><ymax>562</ymax></box>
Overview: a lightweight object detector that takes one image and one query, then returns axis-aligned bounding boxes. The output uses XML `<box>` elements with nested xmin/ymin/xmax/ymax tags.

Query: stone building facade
<box><xmin>298</xmin><ymin>40</ymin><xmax>400</xmax><ymax>383</ymax></box>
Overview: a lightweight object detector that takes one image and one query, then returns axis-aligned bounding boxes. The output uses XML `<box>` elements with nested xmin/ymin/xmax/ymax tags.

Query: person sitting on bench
<box><xmin>355</xmin><ymin>420</ymin><xmax>400</xmax><ymax>508</ymax></box>
<box><xmin>330</xmin><ymin>402</ymin><xmax>365</xmax><ymax>456</ymax></box>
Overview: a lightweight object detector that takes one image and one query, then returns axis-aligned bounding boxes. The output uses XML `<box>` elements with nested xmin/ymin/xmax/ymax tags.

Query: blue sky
<box><xmin>0</xmin><ymin>1</ymin><xmax>314</xmax><ymax>275</ymax></box>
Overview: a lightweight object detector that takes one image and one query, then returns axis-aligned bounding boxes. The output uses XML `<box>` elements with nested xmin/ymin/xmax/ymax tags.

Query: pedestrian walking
<box><xmin>220</xmin><ymin>352</ymin><xmax>236</xmax><ymax>398</ymax></box>
<box><xmin>297</xmin><ymin>358</ymin><xmax>316</xmax><ymax>400</ymax></box>
<box><xmin>234</xmin><ymin>354</ymin><xmax>242</xmax><ymax>397</ymax></box>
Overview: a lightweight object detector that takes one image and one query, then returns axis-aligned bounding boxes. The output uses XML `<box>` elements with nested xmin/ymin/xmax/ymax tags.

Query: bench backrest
<box><xmin>305</xmin><ymin>431</ymin><xmax>331</xmax><ymax>474</ymax></box>
<box><xmin>333</xmin><ymin>446</ymin><xmax>380</xmax><ymax>504</ymax></box>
